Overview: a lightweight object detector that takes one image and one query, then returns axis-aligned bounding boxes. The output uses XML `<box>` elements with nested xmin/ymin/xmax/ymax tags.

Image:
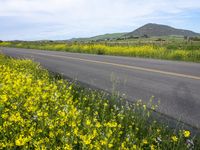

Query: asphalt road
<box><xmin>1</xmin><ymin>47</ymin><xmax>200</xmax><ymax>129</ymax></box>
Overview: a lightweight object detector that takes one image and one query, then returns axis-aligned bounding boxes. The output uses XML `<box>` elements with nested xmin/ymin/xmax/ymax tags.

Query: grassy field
<box><xmin>0</xmin><ymin>39</ymin><xmax>200</xmax><ymax>62</ymax></box>
<box><xmin>0</xmin><ymin>54</ymin><xmax>200</xmax><ymax>149</ymax></box>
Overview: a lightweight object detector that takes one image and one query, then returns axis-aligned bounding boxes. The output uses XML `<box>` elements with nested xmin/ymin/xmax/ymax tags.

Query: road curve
<box><xmin>1</xmin><ymin>47</ymin><xmax>200</xmax><ymax>128</ymax></box>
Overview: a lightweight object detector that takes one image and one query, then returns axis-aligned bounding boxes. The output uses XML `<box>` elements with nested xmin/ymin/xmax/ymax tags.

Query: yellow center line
<box><xmin>31</xmin><ymin>52</ymin><xmax>200</xmax><ymax>80</ymax></box>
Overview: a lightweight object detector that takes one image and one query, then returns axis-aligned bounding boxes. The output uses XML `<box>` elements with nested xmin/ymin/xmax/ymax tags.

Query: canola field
<box><xmin>0</xmin><ymin>41</ymin><xmax>200</xmax><ymax>62</ymax></box>
<box><xmin>0</xmin><ymin>54</ymin><xmax>199</xmax><ymax>149</ymax></box>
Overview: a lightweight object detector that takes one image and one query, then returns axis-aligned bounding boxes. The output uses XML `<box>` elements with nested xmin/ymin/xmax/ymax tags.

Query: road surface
<box><xmin>1</xmin><ymin>47</ymin><xmax>200</xmax><ymax>129</ymax></box>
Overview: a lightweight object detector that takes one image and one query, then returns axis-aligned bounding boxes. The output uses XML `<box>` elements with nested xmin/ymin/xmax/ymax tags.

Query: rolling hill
<box><xmin>70</xmin><ymin>33</ymin><xmax>126</xmax><ymax>42</ymax></box>
<box><xmin>69</xmin><ymin>23</ymin><xmax>200</xmax><ymax>42</ymax></box>
<box><xmin>126</xmin><ymin>23</ymin><xmax>200</xmax><ymax>37</ymax></box>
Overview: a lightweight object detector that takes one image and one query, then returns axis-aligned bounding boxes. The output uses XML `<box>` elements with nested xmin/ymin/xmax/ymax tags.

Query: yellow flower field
<box><xmin>1</xmin><ymin>41</ymin><xmax>200</xmax><ymax>62</ymax></box>
<box><xmin>0</xmin><ymin>54</ymin><xmax>199</xmax><ymax>149</ymax></box>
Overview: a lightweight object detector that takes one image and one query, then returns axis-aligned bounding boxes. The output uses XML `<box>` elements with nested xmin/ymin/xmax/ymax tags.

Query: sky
<box><xmin>0</xmin><ymin>0</ymin><xmax>200</xmax><ymax>40</ymax></box>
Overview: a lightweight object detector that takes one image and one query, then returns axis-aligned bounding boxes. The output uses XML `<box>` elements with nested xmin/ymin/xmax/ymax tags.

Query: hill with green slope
<box><xmin>70</xmin><ymin>32</ymin><xmax>126</xmax><ymax>42</ymax></box>
<box><xmin>126</xmin><ymin>23</ymin><xmax>200</xmax><ymax>37</ymax></box>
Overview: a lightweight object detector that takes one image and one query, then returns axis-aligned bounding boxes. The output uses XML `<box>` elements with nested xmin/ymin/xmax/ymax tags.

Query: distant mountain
<box><xmin>70</xmin><ymin>33</ymin><xmax>126</xmax><ymax>42</ymax></box>
<box><xmin>126</xmin><ymin>23</ymin><xmax>200</xmax><ymax>37</ymax></box>
<box><xmin>69</xmin><ymin>23</ymin><xmax>199</xmax><ymax>42</ymax></box>
<box><xmin>88</xmin><ymin>33</ymin><xmax>126</xmax><ymax>41</ymax></box>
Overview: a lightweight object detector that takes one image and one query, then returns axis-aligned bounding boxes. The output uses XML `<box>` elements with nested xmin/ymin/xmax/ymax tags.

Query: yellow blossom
<box><xmin>132</xmin><ymin>145</ymin><xmax>137</xmax><ymax>149</ymax></box>
<box><xmin>151</xmin><ymin>144</ymin><xmax>156</xmax><ymax>150</ymax></box>
<box><xmin>183</xmin><ymin>130</ymin><xmax>190</xmax><ymax>138</ymax></box>
<box><xmin>171</xmin><ymin>135</ymin><xmax>178</xmax><ymax>142</ymax></box>
<box><xmin>15</xmin><ymin>135</ymin><xmax>30</xmax><ymax>146</ymax></box>
<box><xmin>142</xmin><ymin>139</ymin><xmax>148</xmax><ymax>145</ymax></box>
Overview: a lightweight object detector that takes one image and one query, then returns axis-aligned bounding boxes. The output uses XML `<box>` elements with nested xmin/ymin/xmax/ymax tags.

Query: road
<box><xmin>1</xmin><ymin>47</ymin><xmax>200</xmax><ymax>129</ymax></box>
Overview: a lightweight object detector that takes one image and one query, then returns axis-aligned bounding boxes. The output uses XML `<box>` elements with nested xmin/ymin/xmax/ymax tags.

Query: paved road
<box><xmin>1</xmin><ymin>47</ymin><xmax>200</xmax><ymax>128</ymax></box>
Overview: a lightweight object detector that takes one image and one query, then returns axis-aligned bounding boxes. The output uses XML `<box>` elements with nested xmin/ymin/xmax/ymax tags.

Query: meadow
<box><xmin>0</xmin><ymin>39</ymin><xmax>200</xmax><ymax>62</ymax></box>
<box><xmin>0</xmin><ymin>54</ymin><xmax>200</xmax><ymax>149</ymax></box>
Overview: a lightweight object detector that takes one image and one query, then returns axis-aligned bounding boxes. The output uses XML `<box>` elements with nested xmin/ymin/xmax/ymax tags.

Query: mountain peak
<box><xmin>126</xmin><ymin>23</ymin><xmax>199</xmax><ymax>37</ymax></box>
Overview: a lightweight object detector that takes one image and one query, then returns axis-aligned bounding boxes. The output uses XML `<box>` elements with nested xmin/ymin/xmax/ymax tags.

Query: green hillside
<box><xmin>70</xmin><ymin>33</ymin><xmax>126</xmax><ymax>42</ymax></box>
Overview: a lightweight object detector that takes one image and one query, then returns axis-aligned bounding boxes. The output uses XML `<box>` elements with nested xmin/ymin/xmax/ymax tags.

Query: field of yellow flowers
<box><xmin>0</xmin><ymin>41</ymin><xmax>200</xmax><ymax>62</ymax></box>
<box><xmin>0</xmin><ymin>54</ymin><xmax>199</xmax><ymax>149</ymax></box>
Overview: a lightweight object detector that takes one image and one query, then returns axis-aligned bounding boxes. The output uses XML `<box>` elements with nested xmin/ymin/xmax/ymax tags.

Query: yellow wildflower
<box><xmin>142</xmin><ymin>139</ymin><xmax>148</xmax><ymax>145</ymax></box>
<box><xmin>108</xmin><ymin>143</ymin><xmax>113</xmax><ymax>148</ymax></box>
<box><xmin>151</xmin><ymin>144</ymin><xmax>156</xmax><ymax>150</ymax></box>
<box><xmin>183</xmin><ymin>130</ymin><xmax>190</xmax><ymax>138</ymax></box>
<box><xmin>95</xmin><ymin>122</ymin><xmax>101</xmax><ymax>128</ymax></box>
<box><xmin>64</xmin><ymin>144</ymin><xmax>73</xmax><ymax>150</ymax></box>
<box><xmin>15</xmin><ymin>135</ymin><xmax>30</xmax><ymax>146</ymax></box>
<box><xmin>132</xmin><ymin>144</ymin><xmax>137</xmax><ymax>149</ymax></box>
<box><xmin>171</xmin><ymin>135</ymin><xmax>178</xmax><ymax>142</ymax></box>
<box><xmin>100</xmin><ymin>140</ymin><xmax>107</xmax><ymax>145</ymax></box>
<box><xmin>86</xmin><ymin>119</ymin><xmax>91</xmax><ymax>126</ymax></box>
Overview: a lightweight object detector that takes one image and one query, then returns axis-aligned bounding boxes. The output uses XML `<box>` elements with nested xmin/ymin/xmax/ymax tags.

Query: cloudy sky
<box><xmin>0</xmin><ymin>0</ymin><xmax>200</xmax><ymax>40</ymax></box>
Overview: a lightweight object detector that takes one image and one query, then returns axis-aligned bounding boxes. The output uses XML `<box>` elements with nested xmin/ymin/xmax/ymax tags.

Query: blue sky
<box><xmin>0</xmin><ymin>0</ymin><xmax>200</xmax><ymax>40</ymax></box>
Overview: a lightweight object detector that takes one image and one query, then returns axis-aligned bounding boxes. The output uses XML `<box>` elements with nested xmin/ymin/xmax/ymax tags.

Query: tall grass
<box><xmin>0</xmin><ymin>41</ymin><xmax>200</xmax><ymax>62</ymax></box>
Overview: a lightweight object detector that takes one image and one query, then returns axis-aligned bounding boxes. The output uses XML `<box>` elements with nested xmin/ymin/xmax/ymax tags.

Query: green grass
<box><xmin>71</xmin><ymin>33</ymin><xmax>126</xmax><ymax>42</ymax></box>
<box><xmin>0</xmin><ymin>54</ymin><xmax>200</xmax><ymax>149</ymax></box>
<box><xmin>0</xmin><ymin>39</ymin><xmax>200</xmax><ymax>62</ymax></box>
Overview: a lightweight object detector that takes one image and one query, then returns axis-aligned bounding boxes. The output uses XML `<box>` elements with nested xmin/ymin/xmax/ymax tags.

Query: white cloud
<box><xmin>0</xmin><ymin>0</ymin><xmax>200</xmax><ymax>40</ymax></box>
<box><xmin>1</xmin><ymin>0</ymin><xmax>199</xmax><ymax>16</ymax></box>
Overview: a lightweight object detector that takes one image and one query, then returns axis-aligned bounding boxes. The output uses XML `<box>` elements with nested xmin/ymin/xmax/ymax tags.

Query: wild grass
<box><xmin>0</xmin><ymin>54</ymin><xmax>199</xmax><ymax>149</ymax></box>
<box><xmin>1</xmin><ymin>41</ymin><xmax>200</xmax><ymax>62</ymax></box>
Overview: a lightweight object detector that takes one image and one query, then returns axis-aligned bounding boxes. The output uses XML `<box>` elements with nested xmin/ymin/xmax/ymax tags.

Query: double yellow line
<box><xmin>30</xmin><ymin>52</ymin><xmax>200</xmax><ymax>80</ymax></box>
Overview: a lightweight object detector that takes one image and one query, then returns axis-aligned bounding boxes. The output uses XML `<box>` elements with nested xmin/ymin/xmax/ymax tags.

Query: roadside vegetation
<box><xmin>0</xmin><ymin>54</ymin><xmax>199</xmax><ymax>149</ymax></box>
<box><xmin>0</xmin><ymin>39</ymin><xmax>200</xmax><ymax>62</ymax></box>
